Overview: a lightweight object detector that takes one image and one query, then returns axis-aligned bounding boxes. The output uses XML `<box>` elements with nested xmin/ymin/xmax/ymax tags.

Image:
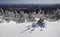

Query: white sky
<box><xmin>0</xmin><ymin>0</ymin><xmax>60</xmax><ymax>4</ymax></box>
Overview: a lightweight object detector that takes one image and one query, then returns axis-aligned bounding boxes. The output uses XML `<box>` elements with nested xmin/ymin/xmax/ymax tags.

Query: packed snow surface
<box><xmin>0</xmin><ymin>19</ymin><xmax>60</xmax><ymax>37</ymax></box>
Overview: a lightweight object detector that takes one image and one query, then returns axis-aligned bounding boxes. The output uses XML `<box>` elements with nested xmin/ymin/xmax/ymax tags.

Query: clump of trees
<box><xmin>0</xmin><ymin>8</ymin><xmax>60</xmax><ymax>23</ymax></box>
<box><xmin>0</xmin><ymin>8</ymin><xmax>37</xmax><ymax>23</ymax></box>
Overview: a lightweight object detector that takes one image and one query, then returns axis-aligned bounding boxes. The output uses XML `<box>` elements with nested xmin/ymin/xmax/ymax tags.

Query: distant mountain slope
<box><xmin>0</xmin><ymin>4</ymin><xmax>60</xmax><ymax>8</ymax></box>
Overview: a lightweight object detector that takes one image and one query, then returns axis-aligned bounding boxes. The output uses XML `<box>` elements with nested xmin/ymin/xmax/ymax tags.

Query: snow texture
<box><xmin>0</xmin><ymin>18</ymin><xmax>60</xmax><ymax>37</ymax></box>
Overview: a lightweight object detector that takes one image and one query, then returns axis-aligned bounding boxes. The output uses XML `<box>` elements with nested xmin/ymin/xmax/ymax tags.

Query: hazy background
<box><xmin>0</xmin><ymin>0</ymin><xmax>60</xmax><ymax>4</ymax></box>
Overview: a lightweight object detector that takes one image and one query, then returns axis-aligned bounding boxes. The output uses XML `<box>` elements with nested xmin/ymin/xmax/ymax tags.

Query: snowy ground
<box><xmin>0</xmin><ymin>19</ymin><xmax>60</xmax><ymax>37</ymax></box>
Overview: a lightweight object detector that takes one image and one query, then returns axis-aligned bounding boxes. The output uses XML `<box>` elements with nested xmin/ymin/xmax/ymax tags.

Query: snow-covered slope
<box><xmin>0</xmin><ymin>19</ymin><xmax>60</xmax><ymax>37</ymax></box>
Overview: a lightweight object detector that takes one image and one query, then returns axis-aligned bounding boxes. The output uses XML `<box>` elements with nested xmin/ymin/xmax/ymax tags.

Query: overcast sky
<box><xmin>0</xmin><ymin>0</ymin><xmax>60</xmax><ymax>4</ymax></box>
